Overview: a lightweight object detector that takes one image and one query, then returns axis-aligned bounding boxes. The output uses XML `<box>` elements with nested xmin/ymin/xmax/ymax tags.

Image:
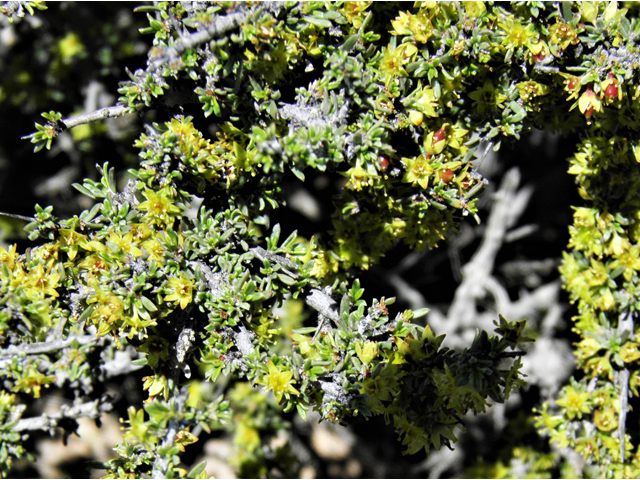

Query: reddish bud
<box><xmin>380</xmin><ymin>156</ymin><xmax>389</xmax><ymax>171</ymax></box>
<box><xmin>441</xmin><ymin>169</ymin><xmax>454</xmax><ymax>183</ymax></box>
<box><xmin>585</xmin><ymin>106</ymin><xmax>595</xmax><ymax>118</ymax></box>
<box><xmin>605</xmin><ymin>82</ymin><xmax>619</xmax><ymax>99</ymax></box>
<box><xmin>433</xmin><ymin>127</ymin><xmax>445</xmax><ymax>144</ymax></box>
<box><xmin>568</xmin><ymin>78</ymin><xmax>578</xmax><ymax>90</ymax></box>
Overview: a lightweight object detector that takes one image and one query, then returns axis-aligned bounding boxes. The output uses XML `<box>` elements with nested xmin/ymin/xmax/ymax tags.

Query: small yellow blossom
<box><xmin>555</xmin><ymin>384</ymin><xmax>591</xmax><ymax>420</ymax></box>
<box><xmin>136</xmin><ymin>188</ymin><xmax>181</xmax><ymax>226</ymax></box>
<box><xmin>108</xmin><ymin>231</ymin><xmax>144</xmax><ymax>257</ymax></box>
<box><xmin>594</xmin><ymin>407</ymin><xmax>618</xmax><ymax>432</ymax></box>
<box><xmin>356</xmin><ymin>341</ymin><xmax>379</xmax><ymax>365</ymax></box>
<box><xmin>0</xmin><ymin>244</ymin><xmax>18</xmax><ymax>270</ymax></box>
<box><xmin>469</xmin><ymin>81</ymin><xmax>507</xmax><ymax>115</ymax></box>
<box><xmin>263</xmin><ymin>360</ymin><xmax>299</xmax><ymax>403</ymax></box>
<box><xmin>58</xmin><ymin>229</ymin><xmax>87</xmax><ymax>261</ymax></box>
<box><xmin>165</xmin><ymin>274</ymin><xmax>194</xmax><ymax>309</ymax></box>
<box><xmin>577</xmin><ymin>87</ymin><xmax>602</xmax><ymax>119</ymax></box>
<box><xmin>402</xmin><ymin>154</ymin><xmax>433</xmax><ymax>189</ymax></box>
<box><xmin>549</xmin><ymin>22</ymin><xmax>579</xmax><ymax>53</ymax></box>
<box><xmin>142</xmin><ymin>237</ymin><xmax>165</xmax><ymax>262</ymax></box>
<box><xmin>88</xmin><ymin>287</ymin><xmax>124</xmax><ymax>325</ymax></box>
<box><xmin>24</xmin><ymin>263</ymin><xmax>60</xmax><ymax>298</ymax></box>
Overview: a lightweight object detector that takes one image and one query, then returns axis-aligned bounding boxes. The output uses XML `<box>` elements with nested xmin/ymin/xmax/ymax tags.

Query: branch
<box><xmin>305</xmin><ymin>288</ymin><xmax>340</xmax><ymax>325</ymax></box>
<box><xmin>151</xmin><ymin>388</ymin><xmax>190</xmax><ymax>479</ymax></box>
<box><xmin>445</xmin><ymin>168</ymin><xmax>533</xmax><ymax>341</ymax></box>
<box><xmin>60</xmin><ymin>105</ymin><xmax>131</xmax><ymax>130</ymax></box>
<box><xmin>14</xmin><ymin>396</ymin><xmax>113</xmax><ymax>433</ymax></box>
<box><xmin>148</xmin><ymin>9</ymin><xmax>250</xmax><ymax>72</ymax></box>
<box><xmin>0</xmin><ymin>334</ymin><xmax>97</xmax><ymax>358</ymax></box>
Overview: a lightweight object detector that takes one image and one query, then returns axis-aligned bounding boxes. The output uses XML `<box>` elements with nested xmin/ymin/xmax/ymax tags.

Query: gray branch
<box><xmin>60</xmin><ymin>105</ymin><xmax>131</xmax><ymax>130</ymax></box>
<box><xmin>151</xmin><ymin>388</ymin><xmax>190</xmax><ymax>479</ymax></box>
<box><xmin>14</xmin><ymin>397</ymin><xmax>113</xmax><ymax>433</ymax></box>
<box><xmin>305</xmin><ymin>289</ymin><xmax>340</xmax><ymax>325</ymax></box>
<box><xmin>0</xmin><ymin>335</ymin><xmax>97</xmax><ymax>358</ymax></box>
<box><xmin>148</xmin><ymin>9</ymin><xmax>250</xmax><ymax>72</ymax></box>
<box><xmin>251</xmin><ymin>246</ymin><xmax>300</xmax><ymax>278</ymax></box>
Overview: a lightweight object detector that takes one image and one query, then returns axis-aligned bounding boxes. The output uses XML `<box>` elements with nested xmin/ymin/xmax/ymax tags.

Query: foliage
<box><xmin>4</xmin><ymin>0</ymin><xmax>640</xmax><ymax>478</ymax></box>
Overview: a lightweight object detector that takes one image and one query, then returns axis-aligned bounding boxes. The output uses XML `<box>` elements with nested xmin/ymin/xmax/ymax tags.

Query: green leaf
<box><xmin>72</xmin><ymin>183</ymin><xmax>96</xmax><ymax>199</ymax></box>
<box><xmin>303</xmin><ymin>15</ymin><xmax>332</xmax><ymax>29</ymax></box>
<box><xmin>187</xmin><ymin>461</ymin><xmax>208</xmax><ymax>479</ymax></box>
<box><xmin>412</xmin><ymin>307</ymin><xmax>430</xmax><ymax>319</ymax></box>
<box><xmin>342</xmin><ymin>34</ymin><xmax>359</xmax><ymax>52</ymax></box>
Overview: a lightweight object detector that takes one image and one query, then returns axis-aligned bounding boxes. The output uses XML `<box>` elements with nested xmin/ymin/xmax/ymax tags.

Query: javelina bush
<box><xmin>1</xmin><ymin>1</ymin><xmax>639</xmax><ymax>478</ymax></box>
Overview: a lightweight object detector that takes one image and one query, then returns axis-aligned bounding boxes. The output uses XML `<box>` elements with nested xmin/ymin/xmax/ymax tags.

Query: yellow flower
<box><xmin>88</xmin><ymin>287</ymin><xmax>124</xmax><ymax>325</ymax></box>
<box><xmin>165</xmin><ymin>274</ymin><xmax>193</xmax><ymax>310</ymax></box>
<box><xmin>501</xmin><ymin>18</ymin><xmax>536</xmax><ymax>49</ymax></box>
<box><xmin>0</xmin><ymin>244</ymin><xmax>18</xmax><ymax>270</ymax></box>
<box><xmin>620</xmin><ymin>342</ymin><xmax>640</xmax><ymax>363</ymax></box>
<box><xmin>355</xmin><ymin>341</ymin><xmax>379</xmax><ymax>365</ymax></box>
<box><xmin>555</xmin><ymin>384</ymin><xmax>591</xmax><ymax>420</ymax></box>
<box><xmin>136</xmin><ymin>188</ymin><xmax>181</xmax><ymax>226</ymax></box>
<box><xmin>263</xmin><ymin>360</ymin><xmax>299</xmax><ymax>403</ymax></box>
<box><xmin>402</xmin><ymin>154</ymin><xmax>433</xmax><ymax>189</ymax></box>
<box><xmin>30</xmin><ymin>244</ymin><xmax>59</xmax><ymax>267</ymax></box>
<box><xmin>559</xmin><ymin>72</ymin><xmax>581</xmax><ymax>101</ymax></box>
<box><xmin>343</xmin><ymin>164</ymin><xmax>376</xmax><ymax>191</ymax></box>
<box><xmin>469</xmin><ymin>81</ymin><xmax>507</xmax><ymax>115</ymax></box>
<box><xmin>548</xmin><ymin>22</ymin><xmax>579</xmax><ymax>52</ymax></box>
<box><xmin>142</xmin><ymin>374</ymin><xmax>169</xmax><ymax>402</ymax></box>
<box><xmin>601</xmin><ymin>72</ymin><xmax>622</xmax><ymax>103</ymax></box>
<box><xmin>142</xmin><ymin>237</ymin><xmax>165</xmax><ymax>262</ymax></box>
<box><xmin>78</xmin><ymin>254</ymin><xmax>108</xmax><ymax>281</ymax></box>
<box><xmin>577</xmin><ymin>87</ymin><xmax>602</xmax><ymax>119</ymax></box>
<box><xmin>594</xmin><ymin>408</ymin><xmax>618</xmax><ymax>432</ymax></box>
<box><xmin>24</xmin><ymin>264</ymin><xmax>60</xmax><ymax>298</ymax></box>
<box><xmin>58</xmin><ymin>229</ymin><xmax>87</xmax><ymax>261</ymax></box>
<box><xmin>342</xmin><ymin>1</ymin><xmax>372</xmax><ymax>28</ymax></box>
<box><xmin>516</xmin><ymin>81</ymin><xmax>550</xmax><ymax>103</ymax></box>
<box><xmin>108</xmin><ymin>231</ymin><xmax>144</xmax><ymax>257</ymax></box>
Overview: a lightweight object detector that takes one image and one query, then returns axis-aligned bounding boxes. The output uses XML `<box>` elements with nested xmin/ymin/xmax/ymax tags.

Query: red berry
<box><xmin>380</xmin><ymin>156</ymin><xmax>389</xmax><ymax>171</ymax></box>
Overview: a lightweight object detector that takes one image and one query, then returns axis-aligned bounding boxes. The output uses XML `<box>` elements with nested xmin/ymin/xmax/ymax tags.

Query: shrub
<box><xmin>1</xmin><ymin>1</ymin><xmax>639</xmax><ymax>478</ymax></box>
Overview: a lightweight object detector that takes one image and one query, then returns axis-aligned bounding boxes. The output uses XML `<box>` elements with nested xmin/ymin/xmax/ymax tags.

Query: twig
<box><xmin>60</xmin><ymin>105</ymin><xmax>131</xmax><ymax>130</ymax></box>
<box><xmin>151</xmin><ymin>388</ymin><xmax>190</xmax><ymax>479</ymax></box>
<box><xmin>251</xmin><ymin>246</ymin><xmax>300</xmax><ymax>278</ymax></box>
<box><xmin>0</xmin><ymin>335</ymin><xmax>97</xmax><ymax>358</ymax></box>
<box><xmin>148</xmin><ymin>9</ymin><xmax>250</xmax><ymax>72</ymax></box>
<box><xmin>446</xmin><ymin>168</ymin><xmax>532</xmax><ymax>333</ymax></box>
<box><xmin>0</xmin><ymin>211</ymin><xmax>35</xmax><ymax>223</ymax></box>
<box><xmin>14</xmin><ymin>397</ymin><xmax>113</xmax><ymax>432</ymax></box>
<box><xmin>305</xmin><ymin>289</ymin><xmax>341</xmax><ymax>325</ymax></box>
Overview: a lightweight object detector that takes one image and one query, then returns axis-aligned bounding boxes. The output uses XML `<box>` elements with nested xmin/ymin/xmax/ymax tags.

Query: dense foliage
<box><xmin>2</xmin><ymin>1</ymin><xmax>640</xmax><ymax>478</ymax></box>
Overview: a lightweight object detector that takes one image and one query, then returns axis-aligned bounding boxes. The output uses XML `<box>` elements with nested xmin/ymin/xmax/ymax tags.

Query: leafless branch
<box><xmin>0</xmin><ymin>335</ymin><xmax>97</xmax><ymax>358</ymax></box>
<box><xmin>14</xmin><ymin>396</ymin><xmax>113</xmax><ymax>433</ymax></box>
<box><xmin>305</xmin><ymin>289</ymin><xmax>340</xmax><ymax>325</ymax></box>
<box><xmin>60</xmin><ymin>105</ymin><xmax>131</xmax><ymax>130</ymax></box>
